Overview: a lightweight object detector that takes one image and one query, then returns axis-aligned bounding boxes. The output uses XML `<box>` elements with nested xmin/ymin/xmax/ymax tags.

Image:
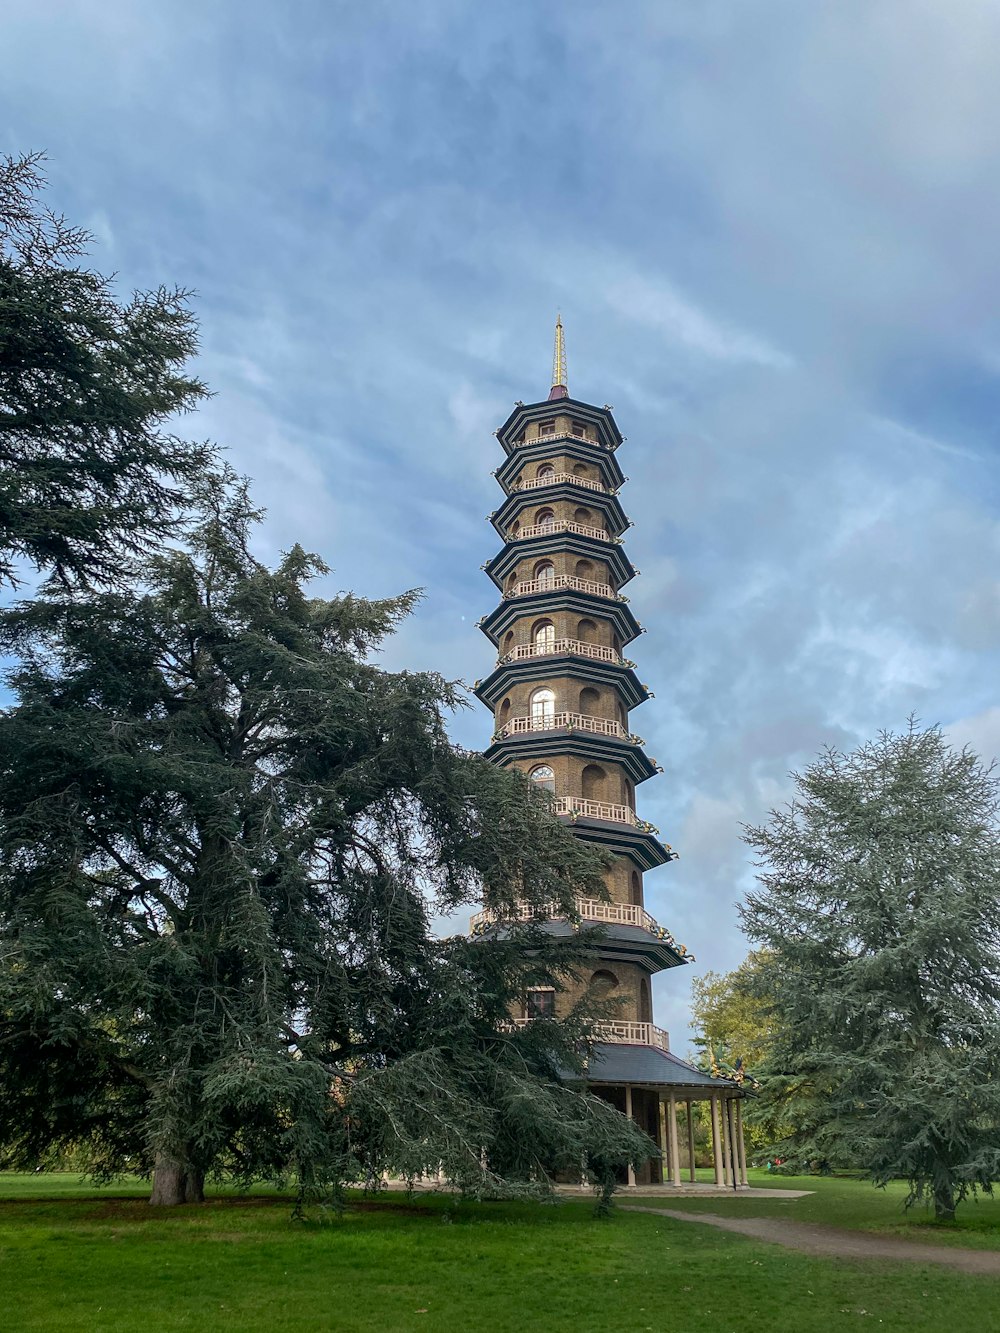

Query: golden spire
<box><xmin>549</xmin><ymin>314</ymin><xmax>568</xmax><ymax>400</ymax></box>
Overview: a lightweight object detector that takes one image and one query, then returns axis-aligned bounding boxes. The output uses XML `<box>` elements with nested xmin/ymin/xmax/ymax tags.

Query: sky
<box><xmin>4</xmin><ymin>0</ymin><xmax>1000</xmax><ymax>1049</ymax></box>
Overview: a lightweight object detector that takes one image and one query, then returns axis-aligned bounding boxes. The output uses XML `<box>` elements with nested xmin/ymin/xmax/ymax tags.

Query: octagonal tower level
<box><xmin>474</xmin><ymin>320</ymin><xmax>691</xmax><ymax>1022</ymax></box>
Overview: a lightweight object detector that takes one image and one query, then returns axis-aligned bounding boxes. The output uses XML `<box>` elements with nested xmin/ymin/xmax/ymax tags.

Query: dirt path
<box><xmin>622</xmin><ymin>1205</ymin><xmax>1000</xmax><ymax>1276</ymax></box>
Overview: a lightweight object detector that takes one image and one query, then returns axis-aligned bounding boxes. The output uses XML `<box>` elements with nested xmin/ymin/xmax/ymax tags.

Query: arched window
<box><xmin>505</xmin><ymin>572</ymin><xmax>519</xmax><ymax>595</ymax></box>
<box><xmin>574</xmin><ymin>507</ymin><xmax>592</xmax><ymax>525</ymax></box>
<box><xmin>590</xmin><ymin>969</ymin><xmax>619</xmax><ymax>998</ymax></box>
<box><xmin>530</xmin><ymin>687</ymin><xmax>555</xmax><ymax>729</ymax></box>
<box><xmin>503</xmin><ymin>631</ymin><xmax>515</xmax><ymax>653</ymax></box>
<box><xmin>582</xmin><ymin>764</ymin><xmax>606</xmax><ymax>800</ymax></box>
<box><xmin>577</xmin><ymin>618</ymin><xmax>598</xmax><ymax>643</ymax></box>
<box><xmin>575</xmin><ymin>559</ymin><xmax>595</xmax><ymax>580</ymax></box>
<box><xmin>534</xmin><ymin>560</ymin><xmax>555</xmax><ymax>587</ymax></box>
<box><xmin>536</xmin><ymin>463</ymin><xmax>555</xmax><ymax>480</ymax></box>
<box><xmin>579</xmin><ymin>686</ymin><xmax>600</xmax><ymax>716</ymax></box>
<box><xmin>509</xmin><ymin>520</ymin><xmax>521</xmax><ymax>539</ymax></box>
<box><xmin>535</xmin><ymin>507</ymin><xmax>555</xmax><ymax>529</ymax></box>
<box><xmin>529</xmin><ymin>764</ymin><xmax>555</xmax><ymax>793</ymax></box>
<box><xmin>573</xmin><ymin>462</ymin><xmax>590</xmax><ymax>477</ymax></box>
<box><xmin>497</xmin><ymin>697</ymin><xmax>512</xmax><ymax>727</ymax></box>
<box><xmin>532</xmin><ymin>619</ymin><xmax>555</xmax><ymax>653</ymax></box>
<box><xmin>630</xmin><ymin>870</ymin><xmax>642</xmax><ymax>907</ymax></box>
<box><xmin>639</xmin><ymin>977</ymin><xmax>652</xmax><ymax>1024</ymax></box>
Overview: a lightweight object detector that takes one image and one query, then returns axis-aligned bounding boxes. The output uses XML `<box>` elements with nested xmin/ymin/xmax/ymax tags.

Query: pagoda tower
<box><xmin>473</xmin><ymin>319</ymin><xmax>747</xmax><ymax>1188</ymax></box>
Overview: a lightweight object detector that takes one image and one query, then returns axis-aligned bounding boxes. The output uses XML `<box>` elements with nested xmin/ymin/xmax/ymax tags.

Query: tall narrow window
<box><xmin>533</xmin><ymin>620</ymin><xmax>555</xmax><ymax>653</ymax></box>
<box><xmin>530</xmin><ymin>687</ymin><xmax>555</xmax><ymax>729</ymax></box>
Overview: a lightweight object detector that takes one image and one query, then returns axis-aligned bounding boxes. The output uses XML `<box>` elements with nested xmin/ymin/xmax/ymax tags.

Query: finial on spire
<box><xmin>549</xmin><ymin>313</ymin><xmax>568</xmax><ymax>400</ymax></box>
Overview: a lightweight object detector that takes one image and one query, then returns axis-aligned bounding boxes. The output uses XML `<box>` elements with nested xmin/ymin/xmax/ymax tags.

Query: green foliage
<box><xmin>689</xmin><ymin>951</ymin><xmax>778</xmax><ymax>1155</ymax></box>
<box><xmin>0</xmin><ymin>480</ymin><xmax>652</xmax><ymax>1203</ymax></box>
<box><xmin>741</xmin><ymin>722</ymin><xmax>1000</xmax><ymax>1218</ymax></box>
<box><xmin>0</xmin><ymin>152</ymin><xmax>215</xmax><ymax>588</ymax></box>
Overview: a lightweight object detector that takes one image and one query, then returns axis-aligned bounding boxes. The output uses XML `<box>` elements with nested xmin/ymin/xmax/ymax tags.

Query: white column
<box><xmin>658</xmin><ymin>1097</ymin><xmax>669</xmax><ymax>1186</ymax></box>
<box><xmin>720</xmin><ymin>1097</ymin><xmax>733</xmax><ymax>1186</ymax></box>
<box><xmin>625</xmin><ymin>1084</ymin><xmax>636</xmax><ymax>1188</ymax></box>
<box><xmin>668</xmin><ymin>1093</ymin><xmax>682</xmax><ymax>1187</ymax></box>
<box><xmin>725</xmin><ymin>1099</ymin><xmax>739</xmax><ymax>1189</ymax></box>
<box><xmin>686</xmin><ymin>1099</ymin><xmax>696</xmax><ymax>1183</ymax></box>
<box><xmin>710</xmin><ymin>1095</ymin><xmax>725</xmax><ymax>1187</ymax></box>
<box><xmin>736</xmin><ymin>1100</ymin><xmax>749</xmax><ymax>1186</ymax></box>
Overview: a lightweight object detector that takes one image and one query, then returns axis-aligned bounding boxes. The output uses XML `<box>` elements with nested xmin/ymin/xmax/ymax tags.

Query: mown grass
<box><xmin>669</xmin><ymin>1169</ymin><xmax>1000</xmax><ymax>1248</ymax></box>
<box><xmin>2</xmin><ymin>1172</ymin><xmax>1000</xmax><ymax>1332</ymax></box>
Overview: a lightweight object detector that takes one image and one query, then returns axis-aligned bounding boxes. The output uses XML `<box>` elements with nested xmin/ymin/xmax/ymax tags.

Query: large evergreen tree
<box><xmin>0</xmin><ymin>152</ymin><xmax>214</xmax><ymax>588</ymax></box>
<box><xmin>741</xmin><ymin>723</ymin><xmax>1000</xmax><ymax>1218</ymax></box>
<box><xmin>0</xmin><ymin>483</ymin><xmax>651</xmax><ymax>1206</ymax></box>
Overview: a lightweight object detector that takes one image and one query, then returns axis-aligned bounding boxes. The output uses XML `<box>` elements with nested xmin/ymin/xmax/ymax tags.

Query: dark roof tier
<box><xmin>484</xmin><ymin>532</ymin><xmax>636</xmax><ymax>593</ymax></box>
<box><xmin>562</xmin><ymin>812</ymin><xmax>674</xmax><ymax>872</ymax></box>
<box><xmin>496</xmin><ymin>397</ymin><xmax>623</xmax><ymax>454</ymax></box>
<box><xmin>478</xmin><ymin>588</ymin><xmax>643</xmax><ymax>648</ymax></box>
<box><xmin>583</xmin><ymin>1043</ymin><xmax>745</xmax><ymax>1095</ymax></box>
<box><xmin>474</xmin><ymin>652</ymin><xmax>652</xmax><ymax>713</ymax></box>
<box><xmin>491</xmin><ymin>482</ymin><xmax>629</xmax><ymax>542</ymax></box>
<box><xmin>486</xmin><ymin>729</ymin><xmax>661</xmax><ymax>787</ymax></box>
<box><xmin>536</xmin><ymin>917</ymin><xmax>688</xmax><ymax>973</ymax></box>
<box><xmin>494</xmin><ymin>437</ymin><xmax>626</xmax><ymax>495</ymax></box>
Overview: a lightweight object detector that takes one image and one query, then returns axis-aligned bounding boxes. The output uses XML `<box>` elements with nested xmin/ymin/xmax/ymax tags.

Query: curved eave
<box><xmin>584</xmin><ymin>1044</ymin><xmax>743</xmax><ymax>1094</ymax></box>
<box><xmin>479</xmin><ymin>591</ymin><xmax>643</xmax><ymax>647</ymax></box>
<box><xmin>484</xmin><ymin>534</ymin><xmax>636</xmax><ymax>591</ymax></box>
<box><xmin>474</xmin><ymin>655</ymin><xmax>651</xmax><ymax>712</ymax></box>
<box><xmin>561</xmin><ymin>814</ymin><xmax>675</xmax><ymax>872</ymax></box>
<box><xmin>486</xmin><ymin>731</ymin><xmax>659</xmax><ymax>786</ymax></box>
<box><xmin>538</xmin><ymin>918</ymin><xmax>689</xmax><ymax>972</ymax></box>
<box><xmin>496</xmin><ymin>397</ymin><xmax>623</xmax><ymax>454</ymax></box>
<box><xmin>494</xmin><ymin>438</ymin><xmax>625</xmax><ymax>493</ymax></box>
<box><xmin>491</xmin><ymin>485</ymin><xmax>629</xmax><ymax>540</ymax></box>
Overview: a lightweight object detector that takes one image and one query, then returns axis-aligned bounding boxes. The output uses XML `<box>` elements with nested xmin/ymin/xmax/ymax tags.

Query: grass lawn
<box><xmin>671</xmin><ymin>1168</ymin><xmax>1000</xmax><ymax>1248</ymax></box>
<box><xmin>2</xmin><ymin>1172</ymin><xmax>1000</xmax><ymax>1332</ymax></box>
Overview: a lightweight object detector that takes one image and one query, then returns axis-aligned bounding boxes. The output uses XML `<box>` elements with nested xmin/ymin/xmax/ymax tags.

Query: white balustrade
<box><xmin>513</xmin><ymin>520</ymin><xmax>612</xmax><ymax>543</ymax></box>
<box><xmin>506</xmin><ymin>574</ymin><xmax>618</xmax><ymax>600</ymax></box>
<box><xmin>496</xmin><ymin>712</ymin><xmax>634</xmax><ymax>741</ymax></box>
<box><xmin>498</xmin><ymin>638</ymin><xmax>626</xmax><ymax>666</ymax></box>
<box><xmin>512</xmin><ymin>472</ymin><xmax>609</xmax><ymax>494</ymax></box>
<box><xmin>506</xmin><ymin>1015</ymin><xmax>670</xmax><ymax>1051</ymax></box>
<box><xmin>553</xmin><ymin>795</ymin><xmax>637</xmax><ymax>825</ymax></box>
<box><xmin>510</xmin><ymin>431</ymin><xmax>616</xmax><ymax>453</ymax></box>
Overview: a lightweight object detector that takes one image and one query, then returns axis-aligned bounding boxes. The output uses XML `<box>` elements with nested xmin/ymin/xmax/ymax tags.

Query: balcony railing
<box><xmin>471</xmin><ymin>896</ymin><xmax>666</xmax><ymax>938</ymax></box>
<box><xmin>510</xmin><ymin>431</ymin><xmax>616</xmax><ymax>453</ymax></box>
<box><xmin>507</xmin><ymin>1016</ymin><xmax>670</xmax><ymax>1052</ymax></box>
<box><xmin>494</xmin><ymin>712</ymin><xmax>641</xmax><ymax>743</ymax></box>
<box><xmin>497</xmin><ymin>638</ymin><xmax>634</xmax><ymax>668</ymax></box>
<box><xmin>512</xmin><ymin>520</ymin><xmax>614</xmax><ymax>544</ymax></box>
<box><xmin>553</xmin><ymin>797</ymin><xmax>660</xmax><ymax>835</ymax></box>
<box><xmin>512</xmin><ymin>472</ymin><xmax>609</xmax><ymax>495</ymax></box>
<box><xmin>505</xmin><ymin>574</ymin><xmax>620</xmax><ymax>601</ymax></box>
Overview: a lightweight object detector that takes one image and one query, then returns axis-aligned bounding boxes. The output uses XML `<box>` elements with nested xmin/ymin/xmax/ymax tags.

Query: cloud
<box><xmin>3</xmin><ymin>0</ymin><xmax>1000</xmax><ymax>1051</ymax></box>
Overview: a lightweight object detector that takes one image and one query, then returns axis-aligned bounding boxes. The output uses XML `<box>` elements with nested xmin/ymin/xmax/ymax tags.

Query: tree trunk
<box><xmin>933</xmin><ymin>1180</ymin><xmax>956</xmax><ymax>1223</ymax></box>
<box><xmin>150</xmin><ymin>1155</ymin><xmax>205</xmax><ymax>1205</ymax></box>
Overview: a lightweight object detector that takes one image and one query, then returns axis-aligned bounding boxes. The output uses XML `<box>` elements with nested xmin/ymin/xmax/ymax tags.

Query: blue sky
<box><xmin>5</xmin><ymin>0</ymin><xmax>1000</xmax><ymax>1048</ymax></box>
